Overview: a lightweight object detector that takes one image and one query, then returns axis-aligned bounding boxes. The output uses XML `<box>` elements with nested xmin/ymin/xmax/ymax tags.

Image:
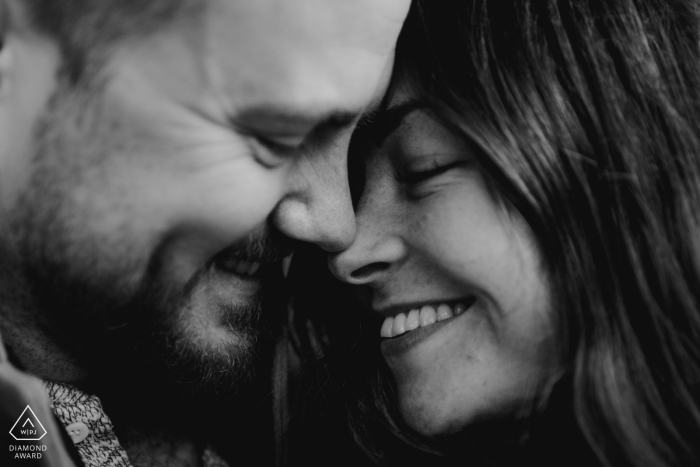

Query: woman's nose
<box><xmin>328</xmin><ymin>232</ymin><xmax>406</xmax><ymax>285</ymax></box>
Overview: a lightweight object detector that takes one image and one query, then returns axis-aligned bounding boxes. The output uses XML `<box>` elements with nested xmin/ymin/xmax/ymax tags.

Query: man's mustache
<box><xmin>214</xmin><ymin>228</ymin><xmax>295</xmax><ymax>267</ymax></box>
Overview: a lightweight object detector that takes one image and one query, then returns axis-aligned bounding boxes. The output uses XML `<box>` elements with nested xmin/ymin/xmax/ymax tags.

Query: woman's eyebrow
<box><xmin>357</xmin><ymin>99</ymin><xmax>425</xmax><ymax>145</ymax></box>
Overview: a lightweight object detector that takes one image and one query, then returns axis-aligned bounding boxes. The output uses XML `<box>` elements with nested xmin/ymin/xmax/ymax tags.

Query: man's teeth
<box><xmin>380</xmin><ymin>302</ymin><xmax>471</xmax><ymax>338</ymax></box>
<box><xmin>220</xmin><ymin>258</ymin><xmax>261</xmax><ymax>276</ymax></box>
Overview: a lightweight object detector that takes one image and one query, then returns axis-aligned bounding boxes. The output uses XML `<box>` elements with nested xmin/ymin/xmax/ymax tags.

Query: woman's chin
<box><xmin>398</xmin><ymin>394</ymin><xmax>471</xmax><ymax>437</ymax></box>
<box><xmin>396</xmin><ymin>383</ymin><xmax>533</xmax><ymax>439</ymax></box>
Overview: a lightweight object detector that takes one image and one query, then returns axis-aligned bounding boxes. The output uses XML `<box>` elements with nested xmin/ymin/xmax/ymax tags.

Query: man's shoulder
<box><xmin>0</xmin><ymin>335</ymin><xmax>82</xmax><ymax>467</ymax></box>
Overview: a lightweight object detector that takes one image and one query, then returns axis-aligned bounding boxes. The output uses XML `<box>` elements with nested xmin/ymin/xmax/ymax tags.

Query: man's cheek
<box><xmin>161</xmin><ymin>168</ymin><xmax>287</xmax><ymax>264</ymax></box>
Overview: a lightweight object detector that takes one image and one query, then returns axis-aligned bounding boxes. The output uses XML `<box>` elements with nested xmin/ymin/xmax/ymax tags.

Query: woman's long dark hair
<box><xmin>290</xmin><ymin>1</ymin><xmax>700</xmax><ymax>466</ymax></box>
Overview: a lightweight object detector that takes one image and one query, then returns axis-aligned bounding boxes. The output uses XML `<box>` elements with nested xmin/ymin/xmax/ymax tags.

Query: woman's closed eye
<box><xmin>395</xmin><ymin>154</ymin><xmax>473</xmax><ymax>198</ymax></box>
<box><xmin>396</xmin><ymin>157</ymin><xmax>470</xmax><ymax>184</ymax></box>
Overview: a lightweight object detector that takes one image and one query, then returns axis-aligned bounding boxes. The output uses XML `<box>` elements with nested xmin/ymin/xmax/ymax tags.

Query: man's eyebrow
<box><xmin>232</xmin><ymin>106</ymin><xmax>359</xmax><ymax>136</ymax></box>
<box><xmin>356</xmin><ymin>92</ymin><xmax>390</xmax><ymax>129</ymax></box>
<box><xmin>358</xmin><ymin>99</ymin><xmax>424</xmax><ymax>145</ymax></box>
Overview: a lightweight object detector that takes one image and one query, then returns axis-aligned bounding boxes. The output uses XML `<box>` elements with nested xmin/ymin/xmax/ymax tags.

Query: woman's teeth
<box><xmin>380</xmin><ymin>301</ymin><xmax>472</xmax><ymax>338</ymax></box>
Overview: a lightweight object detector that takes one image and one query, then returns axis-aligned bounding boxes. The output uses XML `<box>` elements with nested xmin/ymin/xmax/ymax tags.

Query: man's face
<box><xmin>0</xmin><ymin>0</ymin><xmax>409</xmax><ymax>400</ymax></box>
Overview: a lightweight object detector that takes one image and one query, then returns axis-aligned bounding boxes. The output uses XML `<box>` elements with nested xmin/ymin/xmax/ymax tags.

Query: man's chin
<box><xmin>58</xmin><ymin>285</ymin><xmax>272</xmax><ymax>414</ymax></box>
<box><xmin>118</xmin><ymin>315</ymin><xmax>262</xmax><ymax>381</ymax></box>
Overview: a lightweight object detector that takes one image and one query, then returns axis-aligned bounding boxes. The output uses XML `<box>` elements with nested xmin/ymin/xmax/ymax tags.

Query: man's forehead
<box><xmin>229</xmin><ymin>91</ymin><xmax>386</xmax><ymax>136</ymax></box>
<box><xmin>149</xmin><ymin>0</ymin><xmax>409</xmax><ymax>68</ymax></box>
<box><xmin>108</xmin><ymin>0</ymin><xmax>402</xmax><ymax>130</ymax></box>
<box><xmin>205</xmin><ymin>0</ymin><xmax>410</xmax><ymax>53</ymax></box>
<box><xmin>191</xmin><ymin>0</ymin><xmax>401</xmax><ymax>121</ymax></box>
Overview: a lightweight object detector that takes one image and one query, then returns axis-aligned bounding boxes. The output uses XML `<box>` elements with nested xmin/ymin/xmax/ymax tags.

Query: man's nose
<box><xmin>271</xmin><ymin>152</ymin><xmax>356</xmax><ymax>252</ymax></box>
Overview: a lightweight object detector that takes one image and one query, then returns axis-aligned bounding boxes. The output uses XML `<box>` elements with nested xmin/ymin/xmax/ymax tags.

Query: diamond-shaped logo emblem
<box><xmin>9</xmin><ymin>406</ymin><xmax>47</xmax><ymax>441</ymax></box>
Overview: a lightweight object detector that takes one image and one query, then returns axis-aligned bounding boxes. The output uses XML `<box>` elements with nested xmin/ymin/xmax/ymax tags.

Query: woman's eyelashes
<box><xmin>393</xmin><ymin>153</ymin><xmax>472</xmax><ymax>199</ymax></box>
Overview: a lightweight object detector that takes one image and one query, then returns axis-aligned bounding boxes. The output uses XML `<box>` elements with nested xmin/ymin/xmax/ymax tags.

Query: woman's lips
<box><xmin>379</xmin><ymin>298</ymin><xmax>475</xmax><ymax>357</ymax></box>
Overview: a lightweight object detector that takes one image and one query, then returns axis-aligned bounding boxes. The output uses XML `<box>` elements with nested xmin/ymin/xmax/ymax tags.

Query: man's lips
<box><xmin>210</xmin><ymin>247</ymin><xmax>289</xmax><ymax>278</ymax></box>
<box><xmin>203</xmin><ymin>260</ymin><xmax>264</xmax><ymax>298</ymax></box>
<box><xmin>217</xmin><ymin>257</ymin><xmax>262</xmax><ymax>276</ymax></box>
<box><xmin>205</xmin><ymin>247</ymin><xmax>291</xmax><ymax>300</ymax></box>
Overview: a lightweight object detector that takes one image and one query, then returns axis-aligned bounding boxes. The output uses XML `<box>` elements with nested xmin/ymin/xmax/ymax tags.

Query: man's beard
<box><xmin>21</xmin><ymin>234</ymin><xmax>284</xmax><ymax>405</ymax></box>
<box><xmin>4</xmin><ymin>78</ymin><xmax>291</xmax><ymax>415</ymax></box>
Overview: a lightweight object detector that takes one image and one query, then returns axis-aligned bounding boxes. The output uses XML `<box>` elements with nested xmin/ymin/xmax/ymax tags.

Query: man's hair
<box><xmin>335</xmin><ymin>0</ymin><xmax>700</xmax><ymax>465</ymax></box>
<box><xmin>17</xmin><ymin>0</ymin><xmax>203</xmax><ymax>83</ymax></box>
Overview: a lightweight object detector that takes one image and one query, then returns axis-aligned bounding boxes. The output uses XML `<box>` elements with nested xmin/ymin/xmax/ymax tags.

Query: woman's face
<box><xmin>329</xmin><ymin>92</ymin><xmax>555</xmax><ymax>436</ymax></box>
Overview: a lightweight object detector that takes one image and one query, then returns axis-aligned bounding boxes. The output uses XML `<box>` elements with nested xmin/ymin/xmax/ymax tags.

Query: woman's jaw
<box><xmin>377</xmin><ymin>293</ymin><xmax>551</xmax><ymax>436</ymax></box>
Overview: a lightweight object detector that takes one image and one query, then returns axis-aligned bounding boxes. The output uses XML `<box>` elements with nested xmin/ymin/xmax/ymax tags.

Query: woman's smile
<box><xmin>377</xmin><ymin>298</ymin><xmax>476</xmax><ymax>356</ymax></box>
